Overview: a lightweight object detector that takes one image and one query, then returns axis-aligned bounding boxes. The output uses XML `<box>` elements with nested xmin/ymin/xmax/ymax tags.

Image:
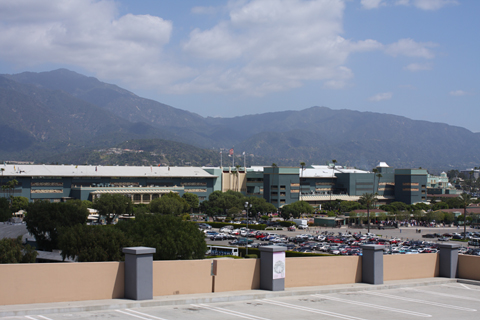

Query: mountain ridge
<box><xmin>2</xmin><ymin>69</ymin><xmax>479</xmax><ymax>171</ymax></box>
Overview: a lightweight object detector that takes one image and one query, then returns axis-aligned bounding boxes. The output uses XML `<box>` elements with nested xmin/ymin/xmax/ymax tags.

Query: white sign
<box><xmin>272</xmin><ymin>252</ymin><xmax>285</xmax><ymax>279</ymax></box>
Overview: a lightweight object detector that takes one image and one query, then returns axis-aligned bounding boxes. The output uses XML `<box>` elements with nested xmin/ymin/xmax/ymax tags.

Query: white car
<box><xmin>297</xmin><ymin>224</ymin><xmax>308</xmax><ymax>229</ymax></box>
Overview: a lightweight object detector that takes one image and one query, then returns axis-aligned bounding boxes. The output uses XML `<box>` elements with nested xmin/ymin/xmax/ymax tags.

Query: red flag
<box><xmin>229</xmin><ymin>148</ymin><xmax>234</xmax><ymax>156</ymax></box>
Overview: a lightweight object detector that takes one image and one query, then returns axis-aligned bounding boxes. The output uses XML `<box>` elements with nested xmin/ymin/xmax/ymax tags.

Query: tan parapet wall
<box><xmin>0</xmin><ymin>262</ymin><xmax>124</xmax><ymax>305</ymax></box>
<box><xmin>458</xmin><ymin>254</ymin><xmax>480</xmax><ymax>281</ymax></box>
<box><xmin>384</xmin><ymin>254</ymin><xmax>439</xmax><ymax>281</ymax></box>
<box><xmin>213</xmin><ymin>259</ymin><xmax>260</xmax><ymax>292</ymax></box>
<box><xmin>285</xmin><ymin>256</ymin><xmax>362</xmax><ymax>288</ymax></box>
<box><xmin>153</xmin><ymin>260</ymin><xmax>212</xmax><ymax>296</ymax></box>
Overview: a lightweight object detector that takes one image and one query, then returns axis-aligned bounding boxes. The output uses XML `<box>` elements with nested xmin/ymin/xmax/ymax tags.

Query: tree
<box><xmin>149</xmin><ymin>193</ymin><xmax>189</xmax><ymax>215</ymax></box>
<box><xmin>280</xmin><ymin>201</ymin><xmax>314</xmax><ymax>220</ymax></box>
<box><xmin>1</xmin><ymin>179</ymin><xmax>18</xmax><ymax>202</ymax></box>
<box><xmin>58</xmin><ymin>225</ymin><xmax>132</xmax><ymax>262</ymax></box>
<box><xmin>359</xmin><ymin>193</ymin><xmax>377</xmax><ymax>233</ymax></box>
<box><xmin>0</xmin><ymin>197</ymin><xmax>11</xmax><ymax>222</ymax></box>
<box><xmin>0</xmin><ymin>236</ymin><xmax>37</xmax><ymax>264</ymax></box>
<box><xmin>412</xmin><ymin>203</ymin><xmax>430</xmax><ymax>211</ymax></box>
<box><xmin>443</xmin><ymin>212</ymin><xmax>454</xmax><ymax>224</ymax></box>
<box><xmin>10</xmin><ymin>196</ymin><xmax>29</xmax><ymax>213</ymax></box>
<box><xmin>25</xmin><ymin>200</ymin><xmax>89</xmax><ymax>251</ymax></box>
<box><xmin>182</xmin><ymin>193</ymin><xmax>199</xmax><ymax>213</ymax></box>
<box><xmin>390</xmin><ymin>201</ymin><xmax>408</xmax><ymax>212</ymax></box>
<box><xmin>426</xmin><ymin>211</ymin><xmax>445</xmax><ymax>224</ymax></box>
<box><xmin>431</xmin><ymin>202</ymin><xmax>449</xmax><ymax>211</ymax></box>
<box><xmin>93</xmin><ymin>193</ymin><xmax>133</xmax><ymax>224</ymax></box>
<box><xmin>458</xmin><ymin>193</ymin><xmax>472</xmax><ymax>240</ymax></box>
<box><xmin>117</xmin><ymin>214</ymin><xmax>206</xmax><ymax>260</ymax></box>
<box><xmin>244</xmin><ymin>196</ymin><xmax>276</xmax><ymax>217</ymax></box>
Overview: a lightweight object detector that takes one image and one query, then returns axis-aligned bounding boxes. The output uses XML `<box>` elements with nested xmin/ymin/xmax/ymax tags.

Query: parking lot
<box><xmin>204</xmin><ymin>225</ymin><xmax>480</xmax><ymax>256</ymax></box>
<box><xmin>3</xmin><ymin>283</ymin><xmax>479</xmax><ymax>320</ymax></box>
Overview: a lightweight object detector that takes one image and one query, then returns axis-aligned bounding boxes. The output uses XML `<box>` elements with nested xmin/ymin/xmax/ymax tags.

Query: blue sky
<box><xmin>0</xmin><ymin>0</ymin><xmax>478</xmax><ymax>131</ymax></box>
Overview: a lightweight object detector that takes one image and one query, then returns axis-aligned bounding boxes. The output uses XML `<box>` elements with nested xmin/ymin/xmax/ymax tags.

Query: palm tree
<box><xmin>300</xmin><ymin>162</ymin><xmax>305</xmax><ymax>201</ymax></box>
<box><xmin>372</xmin><ymin>168</ymin><xmax>378</xmax><ymax>194</ymax></box>
<box><xmin>360</xmin><ymin>193</ymin><xmax>377</xmax><ymax>233</ymax></box>
<box><xmin>459</xmin><ymin>193</ymin><xmax>472</xmax><ymax>240</ymax></box>
<box><xmin>235</xmin><ymin>165</ymin><xmax>241</xmax><ymax>192</ymax></box>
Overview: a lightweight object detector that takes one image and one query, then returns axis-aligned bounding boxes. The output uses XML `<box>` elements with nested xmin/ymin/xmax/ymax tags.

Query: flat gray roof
<box><xmin>1</xmin><ymin>164</ymin><xmax>216</xmax><ymax>178</ymax></box>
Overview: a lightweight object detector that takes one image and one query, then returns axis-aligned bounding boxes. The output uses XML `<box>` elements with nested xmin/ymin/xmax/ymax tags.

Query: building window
<box><xmin>143</xmin><ymin>194</ymin><xmax>151</xmax><ymax>201</ymax></box>
<box><xmin>133</xmin><ymin>194</ymin><xmax>141</xmax><ymax>201</ymax></box>
<box><xmin>152</xmin><ymin>194</ymin><xmax>159</xmax><ymax>200</ymax></box>
<box><xmin>280</xmin><ymin>192</ymin><xmax>286</xmax><ymax>197</ymax></box>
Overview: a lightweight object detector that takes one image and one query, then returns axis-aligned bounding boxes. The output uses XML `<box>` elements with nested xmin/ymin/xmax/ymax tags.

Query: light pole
<box><xmin>245</xmin><ymin>201</ymin><xmax>252</xmax><ymax>256</ymax></box>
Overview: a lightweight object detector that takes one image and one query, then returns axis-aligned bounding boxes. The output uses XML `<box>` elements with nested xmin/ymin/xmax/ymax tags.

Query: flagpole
<box><xmin>220</xmin><ymin>150</ymin><xmax>223</xmax><ymax>168</ymax></box>
<box><xmin>243</xmin><ymin>152</ymin><xmax>246</xmax><ymax>169</ymax></box>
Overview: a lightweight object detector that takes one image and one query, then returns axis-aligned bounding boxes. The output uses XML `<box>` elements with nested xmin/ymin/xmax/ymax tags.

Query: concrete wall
<box><xmin>152</xmin><ymin>260</ymin><xmax>212</xmax><ymax>296</ymax></box>
<box><xmin>458</xmin><ymin>254</ymin><xmax>480</xmax><ymax>281</ymax></box>
<box><xmin>213</xmin><ymin>259</ymin><xmax>260</xmax><ymax>292</ymax></box>
<box><xmin>384</xmin><ymin>254</ymin><xmax>439</xmax><ymax>281</ymax></box>
<box><xmin>285</xmin><ymin>256</ymin><xmax>362</xmax><ymax>288</ymax></box>
<box><xmin>0</xmin><ymin>262</ymin><xmax>124</xmax><ymax>305</ymax></box>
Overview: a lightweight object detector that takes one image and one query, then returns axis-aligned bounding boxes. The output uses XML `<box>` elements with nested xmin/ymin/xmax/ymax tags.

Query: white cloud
<box><xmin>369</xmin><ymin>92</ymin><xmax>393</xmax><ymax>101</ymax></box>
<box><xmin>361</xmin><ymin>0</ymin><xmax>385</xmax><ymax>10</ymax></box>
<box><xmin>181</xmin><ymin>0</ymin><xmax>355</xmax><ymax>95</ymax></box>
<box><xmin>395</xmin><ymin>0</ymin><xmax>459</xmax><ymax>10</ymax></box>
<box><xmin>404</xmin><ymin>62</ymin><xmax>433</xmax><ymax>71</ymax></box>
<box><xmin>449</xmin><ymin>90</ymin><xmax>467</xmax><ymax>96</ymax></box>
<box><xmin>385</xmin><ymin>38</ymin><xmax>437</xmax><ymax>59</ymax></box>
<box><xmin>0</xmin><ymin>0</ymin><xmax>441</xmax><ymax>97</ymax></box>
<box><xmin>0</xmin><ymin>0</ymin><xmax>192</xmax><ymax>87</ymax></box>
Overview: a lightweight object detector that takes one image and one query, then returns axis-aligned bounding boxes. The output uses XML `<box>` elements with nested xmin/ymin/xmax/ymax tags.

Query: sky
<box><xmin>0</xmin><ymin>0</ymin><xmax>478</xmax><ymax>132</ymax></box>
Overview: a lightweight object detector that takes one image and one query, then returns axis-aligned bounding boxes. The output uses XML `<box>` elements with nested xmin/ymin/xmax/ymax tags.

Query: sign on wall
<box><xmin>272</xmin><ymin>252</ymin><xmax>285</xmax><ymax>279</ymax></box>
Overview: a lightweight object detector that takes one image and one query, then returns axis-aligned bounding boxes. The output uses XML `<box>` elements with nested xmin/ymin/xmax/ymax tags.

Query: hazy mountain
<box><xmin>2</xmin><ymin>69</ymin><xmax>480</xmax><ymax>170</ymax></box>
<box><xmin>0</xmin><ymin>75</ymin><xmax>179</xmax><ymax>161</ymax></box>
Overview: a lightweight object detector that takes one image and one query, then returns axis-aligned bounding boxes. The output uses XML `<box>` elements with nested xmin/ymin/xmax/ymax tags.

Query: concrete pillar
<box><xmin>259</xmin><ymin>245</ymin><xmax>287</xmax><ymax>291</ymax></box>
<box><xmin>122</xmin><ymin>247</ymin><xmax>156</xmax><ymax>300</ymax></box>
<box><xmin>439</xmin><ymin>243</ymin><xmax>460</xmax><ymax>278</ymax></box>
<box><xmin>361</xmin><ymin>245</ymin><xmax>385</xmax><ymax>285</ymax></box>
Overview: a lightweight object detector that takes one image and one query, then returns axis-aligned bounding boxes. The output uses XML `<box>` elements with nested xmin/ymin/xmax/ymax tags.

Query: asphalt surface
<box><xmin>205</xmin><ymin>225</ymin><xmax>476</xmax><ymax>249</ymax></box>
<box><xmin>0</xmin><ymin>222</ymin><xmax>29</xmax><ymax>240</ymax></box>
<box><xmin>2</xmin><ymin>281</ymin><xmax>479</xmax><ymax>320</ymax></box>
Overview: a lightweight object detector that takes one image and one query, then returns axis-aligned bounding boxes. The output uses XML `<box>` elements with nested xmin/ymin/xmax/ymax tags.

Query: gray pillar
<box><xmin>122</xmin><ymin>247</ymin><xmax>156</xmax><ymax>300</ymax></box>
<box><xmin>361</xmin><ymin>245</ymin><xmax>385</xmax><ymax>285</ymax></box>
<box><xmin>259</xmin><ymin>245</ymin><xmax>287</xmax><ymax>291</ymax></box>
<box><xmin>439</xmin><ymin>243</ymin><xmax>460</xmax><ymax>278</ymax></box>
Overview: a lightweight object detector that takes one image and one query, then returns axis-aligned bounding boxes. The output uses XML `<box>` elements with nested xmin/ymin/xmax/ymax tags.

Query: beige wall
<box><xmin>285</xmin><ymin>256</ymin><xmax>362</xmax><ymax>288</ymax></box>
<box><xmin>384</xmin><ymin>254</ymin><xmax>439</xmax><ymax>281</ymax></box>
<box><xmin>153</xmin><ymin>260</ymin><xmax>212</xmax><ymax>296</ymax></box>
<box><xmin>221</xmin><ymin>169</ymin><xmax>246</xmax><ymax>193</ymax></box>
<box><xmin>213</xmin><ymin>259</ymin><xmax>260</xmax><ymax>292</ymax></box>
<box><xmin>458</xmin><ymin>254</ymin><xmax>480</xmax><ymax>281</ymax></box>
<box><xmin>0</xmin><ymin>262</ymin><xmax>124</xmax><ymax>305</ymax></box>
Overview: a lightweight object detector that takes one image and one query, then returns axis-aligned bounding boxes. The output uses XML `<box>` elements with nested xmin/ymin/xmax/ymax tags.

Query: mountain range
<box><xmin>1</xmin><ymin>68</ymin><xmax>479</xmax><ymax>171</ymax></box>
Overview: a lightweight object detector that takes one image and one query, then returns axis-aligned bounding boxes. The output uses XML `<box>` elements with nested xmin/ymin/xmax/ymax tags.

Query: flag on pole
<box><xmin>229</xmin><ymin>148</ymin><xmax>234</xmax><ymax>155</ymax></box>
<box><xmin>242</xmin><ymin>151</ymin><xmax>245</xmax><ymax>155</ymax></box>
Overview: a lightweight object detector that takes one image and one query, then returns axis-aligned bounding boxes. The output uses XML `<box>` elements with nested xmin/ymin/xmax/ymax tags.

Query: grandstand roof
<box><xmin>1</xmin><ymin>164</ymin><xmax>216</xmax><ymax>178</ymax></box>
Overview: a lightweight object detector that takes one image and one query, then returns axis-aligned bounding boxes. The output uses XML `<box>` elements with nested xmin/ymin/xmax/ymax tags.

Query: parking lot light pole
<box><xmin>245</xmin><ymin>201</ymin><xmax>252</xmax><ymax>256</ymax></box>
